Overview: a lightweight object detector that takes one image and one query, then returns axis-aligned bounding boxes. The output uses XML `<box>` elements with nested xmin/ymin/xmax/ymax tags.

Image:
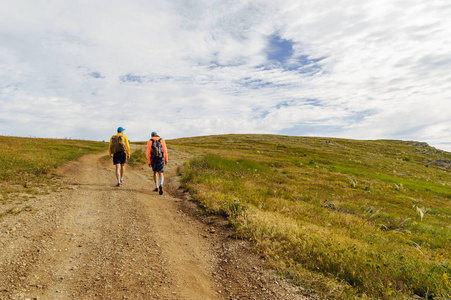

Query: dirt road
<box><xmin>0</xmin><ymin>148</ymin><xmax>306</xmax><ymax>299</ymax></box>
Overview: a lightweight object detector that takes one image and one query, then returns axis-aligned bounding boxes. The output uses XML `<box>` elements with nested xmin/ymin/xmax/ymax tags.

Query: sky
<box><xmin>1</xmin><ymin>0</ymin><xmax>450</xmax><ymax>151</ymax></box>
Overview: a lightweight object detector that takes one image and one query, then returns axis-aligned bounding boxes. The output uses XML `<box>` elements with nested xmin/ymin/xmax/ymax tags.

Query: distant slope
<box><xmin>170</xmin><ymin>134</ymin><xmax>451</xmax><ymax>300</ymax></box>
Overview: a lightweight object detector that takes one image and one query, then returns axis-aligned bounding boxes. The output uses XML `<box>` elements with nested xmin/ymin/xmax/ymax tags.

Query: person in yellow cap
<box><xmin>147</xmin><ymin>131</ymin><xmax>168</xmax><ymax>195</ymax></box>
<box><xmin>109</xmin><ymin>127</ymin><xmax>131</xmax><ymax>187</ymax></box>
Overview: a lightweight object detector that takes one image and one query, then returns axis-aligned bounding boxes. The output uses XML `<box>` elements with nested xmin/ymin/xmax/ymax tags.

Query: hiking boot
<box><xmin>159</xmin><ymin>186</ymin><xmax>163</xmax><ymax>195</ymax></box>
<box><xmin>120</xmin><ymin>179</ymin><xmax>124</xmax><ymax>184</ymax></box>
<box><xmin>153</xmin><ymin>188</ymin><xmax>159</xmax><ymax>192</ymax></box>
<box><xmin>116</xmin><ymin>183</ymin><xmax>122</xmax><ymax>187</ymax></box>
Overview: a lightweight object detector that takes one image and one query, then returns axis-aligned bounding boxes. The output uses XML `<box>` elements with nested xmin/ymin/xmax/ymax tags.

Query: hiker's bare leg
<box><xmin>158</xmin><ymin>172</ymin><xmax>164</xmax><ymax>194</ymax></box>
<box><xmin>115</xmin><ymin>164</ymin><xmax>121</xmax><ymax>181</ymax></box>
<box><xmin>153</xmin><ymin>172</ymin><xmax>158</xmax><ymax>185</ymax></box>
<box><xmin>159</xmin><ymin>172</ymin><xmax>164</xmax><ymax>186</ymax></box>
<box><xmin>120</xmin><ymin>164</ymin><xmax>125</xmax><ymax>179</ymax></box>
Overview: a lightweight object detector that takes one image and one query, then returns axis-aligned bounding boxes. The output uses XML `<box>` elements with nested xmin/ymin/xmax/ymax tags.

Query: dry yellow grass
<box><xmin>172</xmin><ymin>134</ymin><xmax>451</xmax><ymax>299</ymax></box>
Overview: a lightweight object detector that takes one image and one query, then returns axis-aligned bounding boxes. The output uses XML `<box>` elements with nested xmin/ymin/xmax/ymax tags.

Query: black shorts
<box><xmin>151</xmin><ymin>158</ymin><xmax>165</xmax><ymax>173</ymax></box>
<box><xmin>113</xmin><ymin>151</ymin><xmax>127</xmax><ymax>165</ymax></box>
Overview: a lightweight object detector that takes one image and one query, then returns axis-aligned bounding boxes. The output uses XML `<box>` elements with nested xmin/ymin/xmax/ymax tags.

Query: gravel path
<box><xmin>0</xmin><ymin>147</ymin><xmax>308</xmax><ymax>300</ymax></box>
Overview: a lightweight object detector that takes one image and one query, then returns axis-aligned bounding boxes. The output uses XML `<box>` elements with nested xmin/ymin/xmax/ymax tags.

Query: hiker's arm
<box><xmin>146</xmin><ymin>140</ymin><xmax>152</xmax><ymax>165</ymax></box>
<box><xmin>125</xmin><ymin>136</ymin><xmax>131</xmax><ymax>158</ymax></box>
<box><xmin>162</xmin><ymin>139</ymin><xmax>169</xmax><ymax>163</ymax></box>
<box><xmin>108</xmin><ymin>137</ymin><xmax>113</xmax><ymax>157</ymax></box>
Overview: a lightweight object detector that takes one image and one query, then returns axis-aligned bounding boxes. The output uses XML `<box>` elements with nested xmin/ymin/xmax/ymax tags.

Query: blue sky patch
<box><xmin>275</xmin><ymin>101</ymin><xmax>293</xmax><ymax>109</ymax></box>
<box><xmin>304</xmin><ymin>98</ymin><xmax>322</xmax><ymax>107</ymax></box>
<box><xmin>119</xmin><ymin>73</ymin><xmax>174</xmax><ymax>84</ymax></box>
<box><xmin>266</xmin><ymin>34</ymin><xmax>294</xmax><ymax>64</ymax></box>
<box><xmin>274</xmin><ymin>98</ymin><xmax>322</xmax><ymax>110</ymax></box>
<box><xmin>251</xmin><ymin>108</ymin><xmax>270</xmax><ymax>120</ymax></box>
<box><xmin>119</xmin><ymin>74</ymin><xmax>144</xmax><ymax>84</ymax></box>
<box><xmin>239</xmin><ymin>77</ymin><xmax>276</xmax><ymax>89</ymax></box>
<box><xmin>89</xmin><ymin>72</ymin><xmax>104</xmax><ymax>79</ymax></box>
<box><xmin>265</xmin><ymin>34</ymin><xmax>325</xmax><ymax>74</ymax></box>
<box><xmin>295</xmin><ymin>55</ymin><xmax>325</xmax><ymax>73</ymax></box>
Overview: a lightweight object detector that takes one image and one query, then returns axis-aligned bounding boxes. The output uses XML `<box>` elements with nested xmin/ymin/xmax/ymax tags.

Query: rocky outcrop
<box><xmin>430</xmin><ymin>158</ymin><xmax>451</xmax><ymax>169</ymax></box>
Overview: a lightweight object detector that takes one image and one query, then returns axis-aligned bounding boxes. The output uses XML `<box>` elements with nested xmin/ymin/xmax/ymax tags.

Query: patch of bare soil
<box><xmin>0</xmin><ymin>147</ymin><xmax>308</xmax><ymax>299</ymax></box>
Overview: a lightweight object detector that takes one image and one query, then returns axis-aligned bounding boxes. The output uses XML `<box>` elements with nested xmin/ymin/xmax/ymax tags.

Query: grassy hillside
<box><xmin>0</xmin><ymin>136</ymin><xmax>106</xmax><ymax>217</ymax></box>
<box><xmin>170</xmin><ymin>134</ymin><xmax>451</xmax><ymax>300</ymax></box>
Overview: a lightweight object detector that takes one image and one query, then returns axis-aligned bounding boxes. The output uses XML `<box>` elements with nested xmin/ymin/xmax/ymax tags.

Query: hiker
<box><xmin>147</xmin><ymin>131</ymin><xmax>168</xmax><ymax>195</ymax></box>
<box><xmin>109</xmin><ymin>127</ymin><xmax>131</xmax><ymax>187</ymax></box>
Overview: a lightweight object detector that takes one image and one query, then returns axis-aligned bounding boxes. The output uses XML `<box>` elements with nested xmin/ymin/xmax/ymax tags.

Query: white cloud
<box><xmin>0</xmin><ymin>0</ymin><xmax>450</xmax><ymax>152</ymax></box>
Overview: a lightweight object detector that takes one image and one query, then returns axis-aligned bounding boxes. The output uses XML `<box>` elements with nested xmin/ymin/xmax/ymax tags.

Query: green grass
<box><xmin>1</xmin><ymin>134</ymin><xmax>449</xmax><ymax>298</ymax></box>
<box><xmin>171</xmin><ymin>134</ymin><xmax>451</xmax><ymax>300</ymax></box>
<box><xmin>128</xmin><ymin>148</ymin><xmax>148</xmax><ymax>167</ymax></box>
<box><xmin>0</xmin><ymin>136</ymin><xmax>106</xmax><ymax>216</ymax></box>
